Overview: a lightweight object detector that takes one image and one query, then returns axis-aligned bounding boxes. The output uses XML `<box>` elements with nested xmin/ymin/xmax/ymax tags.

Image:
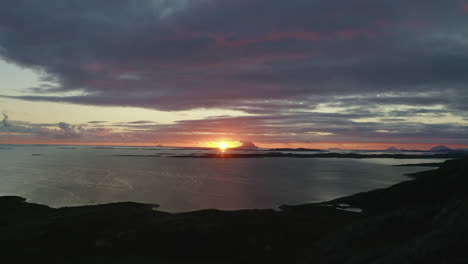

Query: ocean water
<box><xmin>0</xmin><ymin>145</ymin><xmax>444</xmax><ymax>211</ymax></box>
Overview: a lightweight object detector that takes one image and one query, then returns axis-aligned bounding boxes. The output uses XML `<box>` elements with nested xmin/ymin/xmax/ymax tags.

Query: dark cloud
<box><xmin>127</xmin><ymin>120</ymin><xmax>157</xmax><ymax>124</ymax></box>
<box><xmin>1</xmin><ymin>0</ymin><xmax>467</xmax><ymax>108</ymax></box>
<box><xmin>0</xmin><ymin>114</ymin><xmax>36</xmax><ymax>134</ymax></box>
<box><xmin>1</xmin><ymin>114</ymin><xmax>10</xmax><ymax>128</ymax></box>
<box><xmin>0</xmin><ymin>115</ymin><xmax>111</xmax><ymax>140</ymax></box>
<box><xmin>88</xmin><ymin>121</ymin><xmax>107</xmax><ymax>124</ymax></box>
<box><xmin>55</xmin><ymin>122</ymin><xmax>83</xmax><ymax>139</ymax></box>
<box><xmin>1</xmin><ymin>0</ymin><xmax>467</xmax><ymax>145</ymax></box>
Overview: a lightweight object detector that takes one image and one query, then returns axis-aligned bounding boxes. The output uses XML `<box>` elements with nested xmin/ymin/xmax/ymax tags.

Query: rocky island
<box><xmin>1</xmin><ymin>159</ymin><xmax>467</xmax><ymax>263</ymax></box>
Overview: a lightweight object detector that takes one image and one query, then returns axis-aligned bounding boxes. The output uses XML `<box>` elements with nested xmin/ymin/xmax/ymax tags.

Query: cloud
<box><xmin>88</xmin><ymin>121</ymin><xmax>107</xmax><ymax>124</ymax></box>
<box><xmin>55</xmin><ymin>122</ymin><xmax>84</xmax><ymax>139</ymax></box>
<box><xmin>127</xmin><ymin>120</ymin><xmax>156</xmax><ymax>124</ymax></box>
<box><xmin>0</xmin><ymin>114</ymin><xmax>34</xmax><ymax>134</ymax></box>
<box><xmin>0</xmin><ymin>0</ymin><xmax>467</xmax><ymax>145</ymax></box>
<box><xmin>0</xmin><ymin>115</ymin><xmax>112</xmax><ymax>140</ymax></box>
<box><xmin>1</xmin><ymin>114</ymin><xmax>10</xmax><ymax>128</ymax></box>
<box><xmin>0</xmin><ymin>0</ymin><xmax>466</xmax><ymax>110</ymax></box>
<box><xmin>1</xmin><ymin>112</ymin><xmax>467</xmax><ymax>146</ymax></box>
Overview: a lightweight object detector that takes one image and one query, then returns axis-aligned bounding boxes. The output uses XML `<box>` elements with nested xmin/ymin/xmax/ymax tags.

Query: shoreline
<box><xmin>114</xmin><ymin>152</ymin><xmax>468</xmax><ymax>159</ymax></box>
<box><xmin>1</xmin><ymin>158</ymin><xmax>467</xmax><ymax>263</ymax></box>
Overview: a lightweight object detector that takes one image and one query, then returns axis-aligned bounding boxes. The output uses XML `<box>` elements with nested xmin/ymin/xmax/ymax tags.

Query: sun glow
<box><xmin>219</xmin><ymin>142</ymin><xmax>228</xmax><ymax>151</ymax></box>
<box><xmin>204</xmin><ymin>141</ymin><xmax>241</xmax><ymax>150</ymax></box>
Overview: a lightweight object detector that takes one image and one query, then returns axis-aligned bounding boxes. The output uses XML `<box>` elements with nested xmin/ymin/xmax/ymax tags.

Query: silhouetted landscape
<box><xmin>1</xmin><ymin>0</ymin><xmax>468</xmax><ymax>263</ymax></box>
<box><xmin>2</xmin><ymin>159</ymin><xmax>467</xmax><ymax>263</ymax></box>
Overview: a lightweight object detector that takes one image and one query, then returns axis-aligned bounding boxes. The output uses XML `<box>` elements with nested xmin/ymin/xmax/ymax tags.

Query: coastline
<box><xmin>1</xmin><ymin>159</ymin><xmax>467</xmax><ymax>263</ymax></box>
<box><xmin>116</xmin><ymin>152</ymin><xmax>468</xmax><ymax>159</ymax></box>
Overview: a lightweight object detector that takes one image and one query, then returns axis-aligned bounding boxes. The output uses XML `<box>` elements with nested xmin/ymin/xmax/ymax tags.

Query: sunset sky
<box><xmin>1</xmin><ymin>0</ymin><xmax>468</xmax><ymax>149</ymax></box>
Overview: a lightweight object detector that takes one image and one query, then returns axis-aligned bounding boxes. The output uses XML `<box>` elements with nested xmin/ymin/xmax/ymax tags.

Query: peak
<box><xmin>234</xmin><ymin>141</ymin><xmax>259</xmax><ymax>149</ymax></box>
<box><xmin>430</xmin><ymin>145</ymin><xmax>453</xmax><ymax>152</ymax></box>
<box><xmin>386</xmin><ymin>147</ymin><xmax>400</xmax><ymax>151</ymax></box>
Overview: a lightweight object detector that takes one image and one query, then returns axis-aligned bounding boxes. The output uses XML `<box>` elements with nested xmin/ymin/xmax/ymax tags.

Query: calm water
<box><xmin>0</xmin><ymin>145</ymin><xmax>444</xmax><ymax>211</ymax></box>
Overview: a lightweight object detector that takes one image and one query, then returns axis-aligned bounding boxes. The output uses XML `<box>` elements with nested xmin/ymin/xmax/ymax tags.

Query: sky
<box><xmin>1</xmin><ymin>0</ymin><xmax>468</xmax><ymax>149</ymax></box>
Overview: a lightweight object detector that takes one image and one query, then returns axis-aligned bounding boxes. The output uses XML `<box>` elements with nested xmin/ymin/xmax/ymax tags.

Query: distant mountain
<box><xmin>233</xmin><ymin>141</ymin><xmax>259</xmax><ymax>150</ymax></box>
<box><xmin>430</xmin><ymin>145</ymin><xmax>453</xmax><ymax>152</ymax></box>
<box><xmin>385</xmin><ymin>147</ymin><xmax>400</xmax><ymax>151</ymax></box>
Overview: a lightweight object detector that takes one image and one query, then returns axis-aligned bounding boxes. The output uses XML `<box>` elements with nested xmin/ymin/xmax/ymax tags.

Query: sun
<box><xmin>218</xmin><ymin>142</ymin><xmax>228</xmax><ymax>151</ymax></box>
<box><xmin>204</xmin><ymin>141</ymin><xmax>241</xmax><ymax>150</ymax></box>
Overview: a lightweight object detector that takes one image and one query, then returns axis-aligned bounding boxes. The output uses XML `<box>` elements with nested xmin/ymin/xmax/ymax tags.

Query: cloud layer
<box><xmin>1</xmin><ymin>0</ymin><xmax>467</xmax><ymax>146</ymax></box>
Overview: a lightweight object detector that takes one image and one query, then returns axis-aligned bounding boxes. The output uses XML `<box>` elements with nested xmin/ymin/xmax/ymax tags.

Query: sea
<box><xmin>0</xmin><ymin>144</ymin><xmax>445</xmax><ymax>212</ymax></box>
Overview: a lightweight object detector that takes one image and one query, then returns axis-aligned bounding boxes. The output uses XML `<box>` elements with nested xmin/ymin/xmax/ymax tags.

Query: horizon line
<box><xmin>1</xmin><ymin>141</ymin><xmax>467</xmax><ymax>151</ymax></box>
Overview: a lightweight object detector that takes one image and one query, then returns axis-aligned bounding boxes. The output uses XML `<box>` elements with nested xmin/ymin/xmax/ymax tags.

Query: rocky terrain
<box><xmin>1</xmin><ymin>159</ymin><xmax>467</xmax><ymax>263</ymax></box>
